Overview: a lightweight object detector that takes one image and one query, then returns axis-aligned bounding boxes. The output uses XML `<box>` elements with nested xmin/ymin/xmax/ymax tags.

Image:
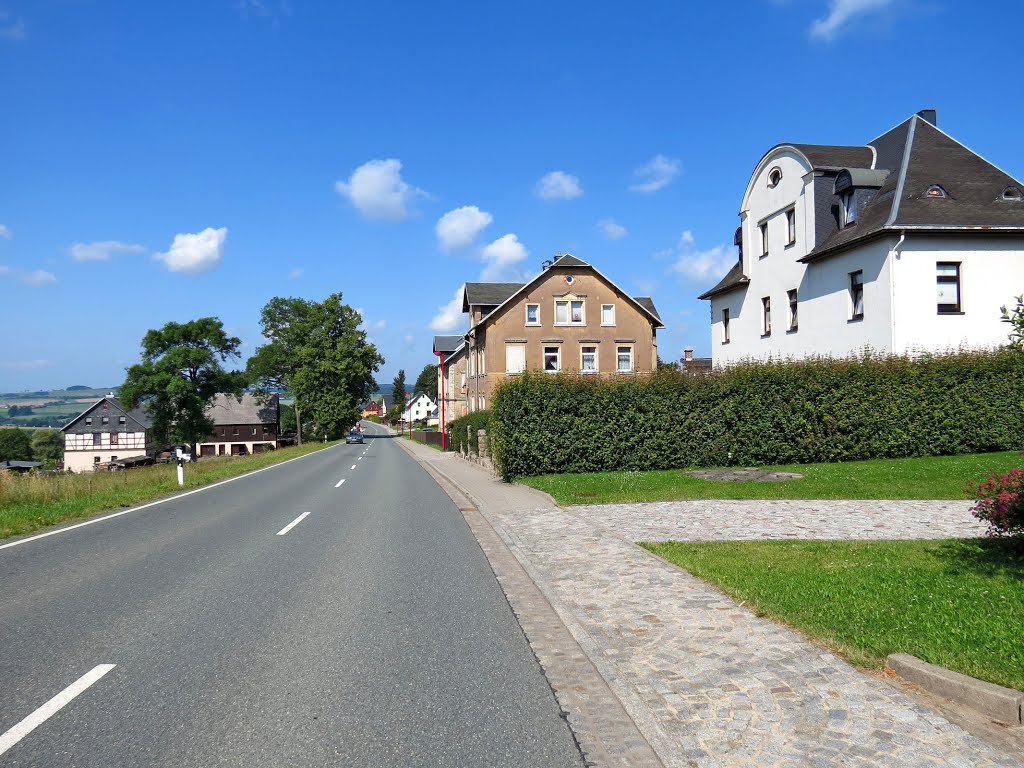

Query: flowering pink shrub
<box><xmin>971</xmin><ymin>468</ymin><xmax>1024</xmax><ymax>537</ymax></box>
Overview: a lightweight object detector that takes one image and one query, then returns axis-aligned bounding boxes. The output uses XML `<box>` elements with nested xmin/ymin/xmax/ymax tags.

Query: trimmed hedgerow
<box><xmin>446</xmin><ymin>410</ymin><xmax>492</xmax><ymax>455</ymax></box>
<box><xmin>489</xmin><ymin>350</ymin><xmax>1024</xmax><ymax>481</ymax></box>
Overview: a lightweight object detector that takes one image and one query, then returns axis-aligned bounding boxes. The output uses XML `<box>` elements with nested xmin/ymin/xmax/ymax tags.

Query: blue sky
<box><xmin>2</xmin><ymin>1</ymin><xmax>1023</xmax><ymax>391</ymax></box>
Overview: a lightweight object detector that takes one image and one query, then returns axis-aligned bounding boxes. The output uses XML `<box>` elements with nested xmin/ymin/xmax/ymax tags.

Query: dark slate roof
<box><xmin>788</xmin><ymin>144</ymin><xmax>875</xmax><ymax>171</ymax></box>
<box><xmin>803</xmin><ymin>115</ymin><xmax>1024</xmax><ymax>262</ymax></box>
<box><xmin>550</xmin><ymin>253</ymin><xmax>589</xmax><ymax>268</ymax></box>
<box><xmin>205</xmin><ymin>393</ymin><xmax>278</xmax><ymax>426</ymax></box>
<box><xmin>1</xmin><ymin>460</ymin><xmax>42</xmax><ymax>469</ymax></box>
<box><xmin>432</xmin><ymin>335</ymin><xmax>464</xmax><ymax>354</ymax></box>
<box><xmin>633</xmin><ymin>297</ymin><xmax>662</xmax><ymax>322</ymax></box>
<box><xmin>62</xmin><ymin>397</ymin><xmax>153</xmax><ymax>433</ymax></box>
<box><xmin>698</xmin><ymin>261</ymin><xmax>750</xmax><ymax>300</ymax></box>
<box><xmin>834</xmin><ymin>168</ymin><xmax>890</xmax><ymax>192</ymax></box>
<box><xmin>380</xmin><ymin>394</ymin><xmax>395</xmax><ymax>409</ymax></box>
<box><xmin>462</xmin><ymin>282</ymin><xmax>524</xmax><ymax>310</ymax></box>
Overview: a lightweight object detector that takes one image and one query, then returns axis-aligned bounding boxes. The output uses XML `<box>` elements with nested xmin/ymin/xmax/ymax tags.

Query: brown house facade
<box><xmin>457</xmin><ymin>254</ymin><xmax>663</xmax><ymax>412</ymax></box>
<box><xmin>198</xmin><ymin>393</ymin><xmax>280</xmax><ymax>457</ymax></box>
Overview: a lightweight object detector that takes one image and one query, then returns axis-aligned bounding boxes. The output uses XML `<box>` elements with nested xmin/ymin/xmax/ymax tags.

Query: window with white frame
<box><xmin>616</xmin><ymin>346</ymin><xmax>633</xmax><ymax>373</ymax></box>
<box><xmin>762</xmin><ymin>296</ymin><xmax>771</xmax><ymax>336</ymax></box>
<box><xmin>555</xmin><ymin>299</ymin><xmax>585</xmax><ymax>325</ymax></box>
<box><xmin>759</xmin><ymin>222</ymin><xmax>769</xmax><ymax>256</ymax></box>
<box><xmin>787</xmin><ymin>289</ymin><xmax>798</xmax><ymax>332</ymax></box>
<box><xmin>849</xmin><ymin>270</ymin><xmax>864</xmax><ymax>319</ymax></box>
<box><xmin>525</xmin><ymin>304</ymin><xmax>539</xmax><ymax>325</ymax></box>
<box><xmin>722</xmin><ymin>308</ymin><xmax>730</xmax><ymax>344</ymax></box>
<box><xmin>580</xmin><ymin>345</ymin><xmax>597</xmax><ymax>373</ymax></box>
<box><xmin>505</xmin><ymin>343</ymin><xmax>526</xmax><ymax>374</ymax></box>
<box><xmin>786</xmin><ymin>208</ymin><xmax>796</xmax><ymax>245</ymax></box>
<box><xmin>601</xmin><ymin>304</ymin><xmax>615</xmax><ymax>326</ymax></box>
<box><xmin>841</xmin><ymin>191</ymin><xmax>857</xmax><ymax>226</ymax></box>
<box><xmin>937</xmin><ymin>262</ymin><xmax>961</xmax><ymax>313</ymax></box>
<box><xmin>543</xmin><ymin>346</ymin><xmax>561</xmax><ymax>372</ymax></box>
<box><xmin>479</xmin><ymin>347</ymin><xmax>485</xmax><ymax>374</ymax></box>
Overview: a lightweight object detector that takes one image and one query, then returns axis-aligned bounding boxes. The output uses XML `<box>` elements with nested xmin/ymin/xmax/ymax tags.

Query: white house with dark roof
<box><xmin>61</xmin><ymin>396</ymin><xmax>155</xmax><ymax>472</ymax></box>
<box><xmin>700</xmin><ymin>110</ymin><xmax>1024</xmax><ymax>365</ymax></box>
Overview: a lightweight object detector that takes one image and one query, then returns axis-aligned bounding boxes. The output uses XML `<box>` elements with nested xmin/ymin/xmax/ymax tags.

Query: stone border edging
<box><xmin>395</xmin><ymin>440</ymin><xmax>665</xmax><ymax>767</ymax></box>
<box><xmin>887</xmin><ymin>653</ymin><xmax>1024</xmax><ymax>725</ymax></box>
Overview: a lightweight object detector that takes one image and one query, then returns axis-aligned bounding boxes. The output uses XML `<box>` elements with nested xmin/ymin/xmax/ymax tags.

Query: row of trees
<box><xmin>120</xmin><ymin>293</ymin><xmax>383</xmax><ymax>456</ymax></box>
<box><xmin>0</xmin><ymin>428</ymin><xmax>62</xmax><ymax>465</ymax></box>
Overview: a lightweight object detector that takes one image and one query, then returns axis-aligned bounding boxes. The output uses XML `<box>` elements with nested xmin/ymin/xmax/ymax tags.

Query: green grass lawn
<box><xmin>0</xmin><ymin>441</ymin><xmax>336</xmax><ymax>540</ymax></box>
<box><xmin>642</xmin><ymin>538</ymin><xmax>1024</xmax><ymax>691</ymax></box>
<box><xmin>522</xmin><ymin>451</ymin><xmax>1024</xmax><ymax>504</ymax></box>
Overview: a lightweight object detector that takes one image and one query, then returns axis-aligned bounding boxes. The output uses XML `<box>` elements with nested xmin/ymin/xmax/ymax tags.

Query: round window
<box><xmin>565</xmin><ymin>275</ymin><xmax>575</xmax><ymax>284</ymax></box>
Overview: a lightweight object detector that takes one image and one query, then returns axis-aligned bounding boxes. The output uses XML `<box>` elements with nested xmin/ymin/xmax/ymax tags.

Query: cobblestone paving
<box><xmin>487</xmin><ymin>503</ymin><xmax>1020</xmax><ymax>767</ymax></box>
<box><xmin>571</xmin><ymin>498</ymin><xmax>987</xmax><ymax>544</ymax></box>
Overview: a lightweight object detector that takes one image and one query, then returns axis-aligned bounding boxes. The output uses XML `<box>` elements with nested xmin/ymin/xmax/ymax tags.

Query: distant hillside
<box><xmin>66</xmin><ymin>385</ymin><xmax>92</xmax><ymax>391</ymax></box>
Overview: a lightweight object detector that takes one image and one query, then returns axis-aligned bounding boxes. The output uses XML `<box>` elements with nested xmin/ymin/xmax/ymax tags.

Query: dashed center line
<box><xmin>0</xmin><ymin>664</ymin><xmax>116</xmax><ymax>757</ymax></box>
<box><xmin>350</xmin><ymin>465</ymin><xmax>356</xmax><ymax>470</ymax></box>
<box><xmin>358</xmin><ymin>457</ymin><xmax>363</xmax><ymax>461</ymax></box>
<box><xmin>334</xmin><ymin>478</ymin><xmax>346</xmax><ymax>488</ymax></box>
<box><xmin>276</xmin><ymin>511</ymin><xmax>310</xmax><ymax>536</ymax></box>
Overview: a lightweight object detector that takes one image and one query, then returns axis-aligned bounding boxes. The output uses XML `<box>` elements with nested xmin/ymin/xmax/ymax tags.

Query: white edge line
<box><xmin>0</xmin><ymin>445</ymin><xmax>339</xmax><ymax>552</ymax></box>
<box><xmin>0</xmin><ymin>664</ymin><xmax>116</xmax><ymax>757</ymax></box>
<box><xmin>276</xmin><ymin>511</ymin><xmax>311</xmax><ymax>536</ymax></box>
<box><xmin>334</xmin><ymin>478</ymin><xmax>346</xmax><ymax>488</ymax></box>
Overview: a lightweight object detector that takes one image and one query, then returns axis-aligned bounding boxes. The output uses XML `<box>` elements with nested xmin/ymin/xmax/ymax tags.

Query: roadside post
<box><xmin>175</xmin><ymin>448</ymin><xmax>185</xmax><ymax>487</ymax></box>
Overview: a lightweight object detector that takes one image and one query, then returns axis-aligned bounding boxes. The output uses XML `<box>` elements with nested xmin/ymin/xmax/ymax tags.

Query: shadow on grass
<box><xmin>939</xmin><ymin>537</ymin><xmax>1024</xmax><ymax>580</ymax></box>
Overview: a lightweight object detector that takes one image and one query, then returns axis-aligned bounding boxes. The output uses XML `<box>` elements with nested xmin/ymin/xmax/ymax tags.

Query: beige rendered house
<box><xmin>454</xmin><ymin>253</ymin><xmax>664</xmax><ymax>413</ymax></box>
<box><xmin>432</xmin><ymin>335</ymin><xmax>468</xmax><ymax>431</ymax></box>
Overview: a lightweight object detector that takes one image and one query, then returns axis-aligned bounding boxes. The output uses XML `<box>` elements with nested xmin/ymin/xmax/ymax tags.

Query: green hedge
<box><xmin>489</xmin><ymin>350</ymin><xmax>1024</xmax><ymax>480</ymax></box>
<box><xmin>447</xmin><ymin>410</ymin><xmax>492</xmax><ymax>454</ymax></box>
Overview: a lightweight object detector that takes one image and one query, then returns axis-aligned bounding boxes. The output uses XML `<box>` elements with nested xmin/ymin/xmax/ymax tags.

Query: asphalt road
<box><xmin>0</xmin><ymin>423</ymin><xmax>584</xmax><ymax>767</ymax></box>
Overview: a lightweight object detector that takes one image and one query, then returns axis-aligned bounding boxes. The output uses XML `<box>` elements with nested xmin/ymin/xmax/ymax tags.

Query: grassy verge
<box><xmin>0</xmin><ymin>441</ymin><xmax>337</xmax><ymax>540</ymax></box>
<box><xmin>522</xmin><ymin>451</ymin><xmax>1023</xmax><ymax>504</ymax></box>
<box><xmin>642</xmin><ymin>538</ymin><xmax>1024</xmax><ymax>691</ymax></box>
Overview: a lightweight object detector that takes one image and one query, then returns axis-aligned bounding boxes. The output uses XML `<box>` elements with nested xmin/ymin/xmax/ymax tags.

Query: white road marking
<box><xmin>276</xmin><ymin>511</ymin><xmax>311</xmax><ymax>536</ymax></box>
<box><xmin>0</xmin><ymin>446</ymin><xmax>340</xmax><ymax>552</ymax></box>
<box><xmin>334</xmin><ymin>478</ymin><xmax>346</xmax><ymax>488</ymax></box>
<box><xmin>350</xmin><ymin>465</ymin><xmax>356</xmax><ymax>470</ymax></box>
<box><xmin>0</xmin><ymin>664</ymin><xmax>116</xmax><ymax>757</ymax></box>
<box><xmin>357</xmin><ymin>457</ymin><xmax>363</xmax><ymax>461</ymax></box>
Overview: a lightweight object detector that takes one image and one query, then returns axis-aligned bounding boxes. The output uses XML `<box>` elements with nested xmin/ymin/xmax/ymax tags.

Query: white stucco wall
<box><xmin>63</xmin><ymin>430</ymin><xmax>150</xmax><ymax>473</ymax></box>
<box><xmin>890</xmin><ymin>235</ymin><xmax>1024</xmax><ymax>353</ymax></box>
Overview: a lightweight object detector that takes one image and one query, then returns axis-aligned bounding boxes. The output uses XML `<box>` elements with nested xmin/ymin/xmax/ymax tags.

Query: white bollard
<box><xmin>176</xmin><ymin>462</ymin><xmax>184</xmax><ymax>486</ymax></box>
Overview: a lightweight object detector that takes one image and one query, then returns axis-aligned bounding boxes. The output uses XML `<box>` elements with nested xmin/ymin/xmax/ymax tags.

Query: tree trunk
<box><xmin>295</xmin><ymin>404</ymin><xmax>303</xmax><ymax>446</ymax></box>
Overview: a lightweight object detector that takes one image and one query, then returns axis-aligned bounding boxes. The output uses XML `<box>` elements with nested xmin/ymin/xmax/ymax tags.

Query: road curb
<box><xmin>886</xmin><ymin>653</ymin><xmax>1024</xmax><ymax>725</ymax></box>
<box><xmin>394</xmin><ymin>439</ymin><xmax>665</xmax><ymax>768</ymax></box>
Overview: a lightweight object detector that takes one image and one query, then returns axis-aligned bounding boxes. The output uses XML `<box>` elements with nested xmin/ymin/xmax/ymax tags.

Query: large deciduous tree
<box><xmin>120</xmin><ymin>317</ymin><xmax>247</xmax><ymax>456</ymax></box>
<box><xmin>30</xmin><ymin>429</ymin><xmax>63</xmax><ymax>465</ymax></box>
<box><xmin>248</xmin><ymin>294</ymin><xmax>383</xmax><ymax>442</ymax></box>
<box><xmin>413</xmin><ymin>363</ymin><xmax>438</xmax><ymax>401</ymax></box>
<box><xmin>0</xmin><ymin>429</ymin><xmax>32</xmax><ymax>461</ymax></box>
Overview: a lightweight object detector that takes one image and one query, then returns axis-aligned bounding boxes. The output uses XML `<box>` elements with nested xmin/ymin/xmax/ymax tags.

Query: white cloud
<box><xmin>0</xmin><ymin>10</ymin><xmax>26</xmax><ymax>41</ymax></box>
<box><xmin>597</xmin><ymin>218</ymin><xmax>627</xmax><ymax>240</ymax></box>
<box><xmin>288</xmin><ymin>267</ymin><xmax>304</xmax><ymax>279</ymax></box>
<box><xmin>430</xmin><ymin>285</ymin><xmax>466</xmax><ymax>331</ymax></box>
<box><xmin>629</xmin><ymin>154</ymin><xmax>682</xmax><ymax>193</ymax></box>
<box><xmin>809</xmin><ymin>0</ymin><xmax>892</xmax><ymax>40</ymax></box>
<box><xmin>668</xmin><ymin>230</ymin><xmax>737</xmax><ymax>282</ymax></box>
<box><xmin>69</xmin><ymin>240</ymin><xmax>145</xmax><ymax>262</ymax></box>
<box><xmin>403</xmin><ymin>334</ymin><xmax>416</xmax><ymax>347</ymax></box>
<box><xmin>535</xmin><ymin>171</ymin><xmax>582</xmax><ymax>200</ymax></box>
<box><xmin>480</xmin><ymin>233</ymin><xmax>528</xmax><ymax>281</ymax></box>
<box><xmin>0</xmin><ymin>265</ymin><xmax>57</xmax><ymax>286</ymax></box>
<box><xmin>0</xmin><ymin>359</ymin><xmax>53</xmax><ymax>370</ymax></box>
<box><xmin>0</xmin><ymin>224</ymin><xmax>10</xmax><ymax>239</ymax></box>
<box><xmin>335</xmin><ymin>158</ymin><xmax>427</xmax><ymax>219</ymax></box>
<box><xmin>154</xmin><ymin>227</ymin><xmax>227</xmax><ymax>273</ymax></box>
<box><xmin>436</xmin><ymin>205</ymin><xmax>493</xmax><ymax>251</ymax></box>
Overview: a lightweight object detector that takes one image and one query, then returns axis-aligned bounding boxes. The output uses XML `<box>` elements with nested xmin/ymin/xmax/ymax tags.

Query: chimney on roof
<box><xmin>684</xmin><ymin>348</ymin><xmax>694</xmax><ymax>362</ymax></box>
<box><xmin>917</xmin><ymin>109</ymin><xmax>937</xmax><ymax>126</ymax></box>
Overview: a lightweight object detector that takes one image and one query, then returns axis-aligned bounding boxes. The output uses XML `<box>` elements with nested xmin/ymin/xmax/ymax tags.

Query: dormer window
<box><xmin>841</xmin><ymin>191</ymin><xmax>857</xmax><ymax>226</ymax></box>
<box><xmin>1002</xmin><ymin>186</ymin><xmax>1023</xmax><ymax>201</ymax></box>
<box><xmin>922</xmin><ymin>184</ymin><xmax>949</xmax><ymax>199</ymax></box>
<box><xmin>767</xmin><ymin>167</ymin><xmax>782</xmax><ymax>188</ymax></box>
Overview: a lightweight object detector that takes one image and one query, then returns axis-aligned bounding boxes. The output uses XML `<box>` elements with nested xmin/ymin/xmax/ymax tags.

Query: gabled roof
<box><xmin>432</xmin><ymin>335</ymin><xmax>464</xmax><ymax>354</ymax></box>
<box><xmin>464</xmin><ymin>253</ymin><xmax>664</xmax><ymax>331</ymax></box>
<box><xmin>803</xmin><ymin>114</ymin><xmax>1024</xmax><ymax>262</ymax></box>
<box><xmin>462</xmin><ymin>282</ymin><xmax>524</xmax><ymax>310</ymax></box>
<box><xmin>61</xmin><ymin>396</ymin><xmax>152</xmax><ymax>433</ymax></box>
<box><xmin>698</xmin><ymin>261</ymin><xmax>749</xmax><ymax>300</ymax></box>
<box><xmin>205</xmin><ymin>393</ymin><xmax>278</xmax><ymax>426</ymax></box>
